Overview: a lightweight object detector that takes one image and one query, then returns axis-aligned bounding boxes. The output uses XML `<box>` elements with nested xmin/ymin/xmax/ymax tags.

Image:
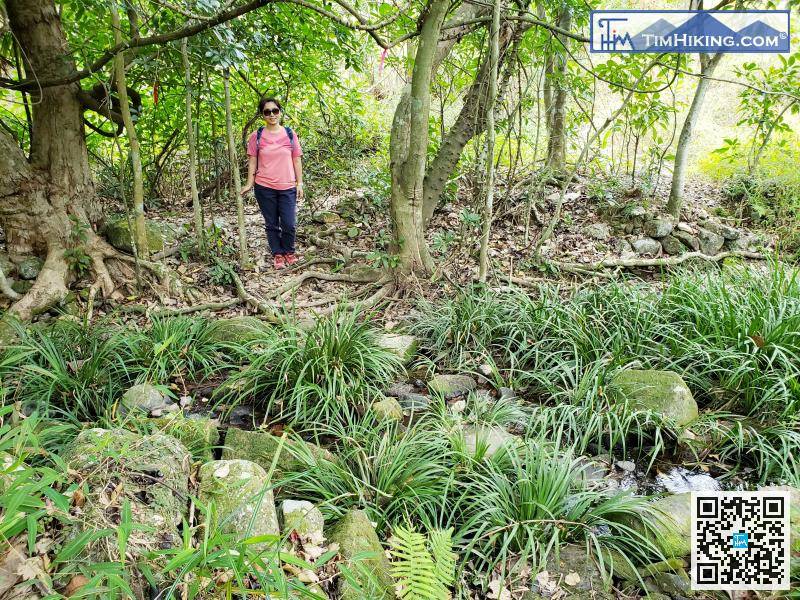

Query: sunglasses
<box><xmin>262</xmin><ymin>108</ymin><xmax>281</xmax><ymax>116</ymax></box>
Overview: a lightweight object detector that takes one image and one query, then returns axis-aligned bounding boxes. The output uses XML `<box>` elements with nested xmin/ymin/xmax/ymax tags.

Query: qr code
<box><xmin>691</xmin><ymin>491</ymin><xmax>790</xmax><ymax>590</ymax></box>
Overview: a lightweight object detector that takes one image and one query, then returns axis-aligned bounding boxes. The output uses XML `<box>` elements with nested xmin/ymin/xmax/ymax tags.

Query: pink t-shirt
<box><xmin>246</xmin><ymin>128</ymin><xmax>303</xmax><ymax>190</ymax></box>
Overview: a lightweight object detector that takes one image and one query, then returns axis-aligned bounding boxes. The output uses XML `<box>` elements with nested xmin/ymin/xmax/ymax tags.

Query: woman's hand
<box><xmin>241</xmin><ymin>182</ymin><xmax>253</xmax><ymax>196</ymax></box>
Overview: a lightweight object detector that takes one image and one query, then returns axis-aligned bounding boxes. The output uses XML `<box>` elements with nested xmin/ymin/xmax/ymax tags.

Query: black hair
<box><xmin>258</xmin><ymin>96</ymin><xmax>283</xmax><ymax>115</ymax></box>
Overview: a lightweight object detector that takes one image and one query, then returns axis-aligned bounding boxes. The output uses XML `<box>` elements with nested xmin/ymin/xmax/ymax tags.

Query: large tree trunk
<box><xmin>1</xmin><ymin>0</ymin><xmax>157</xmax><ymax>319</ymax></box>
<box><xmin>666</xmin><ymin>52</ymin><xmax>722</xmax><ymax>218</ymax></box>
<box><xmin>421</xmin><ymin>22</ymin><xmax>524</xmax><ymax>225</ymax></box>
<box><xmin>389</xmin><ymin>0</ymin><xmax>451</xmax><ymax>277</ymax></box>
<box><xmin>544</xmin><ymin>6</ymin><xmax>570</xmax><ymax>173</ymax></box>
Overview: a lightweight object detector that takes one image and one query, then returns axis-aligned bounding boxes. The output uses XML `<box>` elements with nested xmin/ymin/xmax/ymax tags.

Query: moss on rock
<box><xmin>375</xmin><ymin>333</ymin><xmax>418</xmax><ymax>365</ymax></box>
<box><xmin>628</xmin><ymin>493</ymin><xmax>692</xmax><ymax>559</ymax></box>
<box><xmin>206</xmin><ymin>316</ymin><xmax>272</xmax><ymax>344</ymax></box>
<box><xmin>103</xmin><ymin>216</ymin><xmax>176</xmax><ymax>254</ymax></box>
<box><xmin>153</xmin><ymin>412</ymin><xmax>218</xmax><ymax>462</ymax></box>
<box><xmin>610</xmin><ymin>370</ymin><xmax>698</xmax><ymax>426</ymax></box>
<box><xmin>370</xmin><ymin>398</ymin><xmax>403</xmax><ymax>422</ymax></box>
<box><xmin>198</xmin><ymin>459</ymin><xmax>280</xmax><ymax>549</ymax></box>
<box><xmin>327</xmin><ymin>509</ymin><xmax>394</xmax><ymax>599</ymax></box>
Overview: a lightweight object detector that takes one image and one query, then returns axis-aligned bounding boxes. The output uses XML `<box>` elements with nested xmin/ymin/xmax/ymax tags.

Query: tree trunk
<box><xmin>478</xmin><ymin>0</ymin><xmax>501</xmax><ymax>282</ymax></box>
<box><xmin>545</xmin><ymin>7</ymin><xmax>570</xmax><ymax>173</ymax></box>
<box><xmin>389</xmin><ymin>0</ymin><xmax>450</xmax><ymax>277</ymax></box>
<box><xmin>0</xmin><ymin>0</ymin><xmax>164</xmax><ymax>320</ymax></box>
<box><xmin>111</xmin><ymin>0</ymin><xmax>149</xmax><ymax>259</ymax></box>
<box><xmin>181</xmin><ymin>37</ymin><xmax>206</xmax><ymax>255</ymax></box>
<box><xmin>224</xmin><ymin>68</ymin><xmax>250</xmax><ymax>268</ymax></box>
<box><xmin>667</xmin><ymin>52</ymin><xmax>722</xmax><ymax>218</ymax></box>
<box><xmin>421</xmin><ymin>22</ymin><xmax>523</xmax><ymax>225</ymax></box>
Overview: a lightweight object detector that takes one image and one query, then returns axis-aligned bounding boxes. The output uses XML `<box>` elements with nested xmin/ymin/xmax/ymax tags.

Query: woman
<box><xmin>241</xmin><ymin>97</ymin><xmax>304</xmax><ymax>270</ymax></box>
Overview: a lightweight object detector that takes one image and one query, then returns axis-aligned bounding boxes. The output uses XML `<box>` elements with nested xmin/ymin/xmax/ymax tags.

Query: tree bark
<box><xmin>478</xmin><ymin>0</ymin><xmax>501</xmax><ymax>282</ymax></box>
<box><xmin>421</xmin><ymin>21</ymin><xmax>524</xmax><ymax>225</ymax></box>
<box><xmin>181</xmin><ymin>37</ymin><xmax>206</xmax><ymax>256</ymax></box>
<box><xmin>667</xmin><ymin>52</ymin><xmax>722</xmax><ymax>218</ymax></box>
<box><xmin>224</xmin><ymin>68</ymin><xmax>250</xmax><ymax>268</ymax></box>
<box><xmin>111</xmin><ymin>0</ymin><xmax>149</xmax><ymax>259</ymax></box>
<box><xmin>389</xmin><ymin>0</ymin><xmax>451</xmax><ymax>277</ymax></box>
<box><xmin>544</xmin><ymin>6</ymin><xmax>570</xmax><ymax>173</ymax></box>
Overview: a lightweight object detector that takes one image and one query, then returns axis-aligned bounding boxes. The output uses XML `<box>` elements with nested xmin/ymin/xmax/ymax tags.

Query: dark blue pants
<box><xmin>254</xmin><ymin>185</ymin><xmax>296</xmax><ymax>255</ymax></box>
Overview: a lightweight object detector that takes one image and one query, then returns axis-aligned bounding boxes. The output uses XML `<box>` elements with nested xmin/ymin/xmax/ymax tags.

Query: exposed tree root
<box><xmin>269</xmin><ymin>268</ymin><xmax>384</xmax><ymax>301</ymax></box>
<box><xmin>0</xmin><ymin>265</ymin><xmax>20</xmax><ymax>300</ymax></box>
<box><xmin>312</xmin><ymin>279</ymin><xmax>395</xmax><ymax>317</ymax></box>
<box><xmin>122</xmin><ymin>298</ymin><xmax>243</xmax><ymax>317</ymax></box>
<box><xmin>304</xmin><ymin>233</ymin><xmax>369</xmax><ymax>262</ymax></box>
<box><xmin>9</xmin><ymin>247</ymin><xmax>71</xmax><ymax>320</ymax></box>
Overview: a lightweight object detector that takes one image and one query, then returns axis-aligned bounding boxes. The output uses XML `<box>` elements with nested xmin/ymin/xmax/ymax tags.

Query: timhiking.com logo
<box><xmin>590</xmin><ymin>10</ymin><xmax>790</xmax><ymax>53</ymax></box>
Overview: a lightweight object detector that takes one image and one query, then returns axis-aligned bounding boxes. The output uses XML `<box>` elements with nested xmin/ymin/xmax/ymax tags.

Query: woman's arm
<box><xmin>241</xmin><ymin>155</ymin><xmax>257</xmax><ymax>195</ymax></box>
<box><xmin>293</xmin><ymin>156</ymin><xmax>304</xmax><ymax>201</ymax></box>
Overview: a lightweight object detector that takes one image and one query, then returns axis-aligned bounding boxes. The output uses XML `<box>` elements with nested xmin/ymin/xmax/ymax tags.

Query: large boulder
<box><xmin>428</xmin><ymin>374</ymin><xmax>476</xmax><ymax>397</ymax></box>
<box><xmin>327</xmin><ymin>510</ymin><xmax>394</xmax><ymax>599</ymax></box>
<box><xmin>153</xmin><ymin>412</ymin><xmax>218</xmax><ymax>462</ymax></box>
<box><xmin>222</xmin><ymin>428</ymin><xmax>334</xmax><ymax>481</ymax></box>
<box><xmin>629</xmin><ymin>493</ymin><xmax>692</xmax><ymax>559</ymax></box>
<box><xmin>103</xmin><ymin>216</ymin><xmax>175</xmax><ymax>254</ymax></box>
<box><xmin>611</xmin><ymin>370</ymin><xmax>698</xmax><ymax>426</ymax></box>
<box><xmin>65</xmin><ymin>429</ymin><xmax>190</xmax><ymax>598</ymax></box>
<box><xmin>198</xmin><ymin>459</ymin><xmax>280</xmax><ymax>549</ymax></box>
<box><xmin>376</xmin><ymin>333</ymin><xmax>418</xmax><ymax>364</ymax></box>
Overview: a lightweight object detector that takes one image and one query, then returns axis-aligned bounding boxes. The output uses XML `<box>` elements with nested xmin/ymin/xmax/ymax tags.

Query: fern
<box><xmin>389</xmin><ymin>526</ymin><xmax>455</xmax><ymax>599</ymax></box>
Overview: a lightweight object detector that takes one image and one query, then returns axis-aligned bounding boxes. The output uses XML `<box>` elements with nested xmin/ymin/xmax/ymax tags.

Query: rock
<box><xmin>65</xmin><ymin>429</ymin><xmax>190</xmax><ymax>597</ymax></box>
<box><xmin>673</xmin><ymin>230</ymin><xmax>700</xmax><ymax>252</ymax></box>
<box><xmin>206</xmin><ymin>316</ymin><xmax>271</xmax><ymax>343</ymax></box>
<box><xmin>228</xmin><ymin>405</ymin><xmax>255</xmax><ymax>427</ymax></box>
<box><xmin>10</xmin><ymin>280</ymin><xmax>32</xmax><ymax>295</ymax></box>
<box><xmin>614</xmin><ymin>238</ymin><xmax>633</xmax><ymax>254</ymax></box>
<box><xmin>676</xmin><ymin>222</ymin><xmax>694</xmax><ymax>234</ymax></box>
<box><xmin>573</xmin><ymin>456</ymin><xmax>610</xmax><ymax>489</ymax></box>
<box><xmin>702</xmin><ymin>220</ymin><xmax>739</xmax><ymax>240</ymax></box>
<box><xmin>282</xmin><ymin>500</ymin><xmax>324</xmax><ymax>545</ymax></box>
<box><xmin>311</xmin><ymin>211</ymin><xmax>339</xmax><ymax>224</ymax></box>
<box><xmin>652</xmin><ymin>570</ymin><xmax>692</xmax><ymax>596</ymax></box>
<box><xmin>528</xmin><ymin>544</ymin><xmax>613</xmax><ymax>597</ymax></box>
<box><xmin>370</xmin><ymin>397</ymin><xmax>403</xmax><ymax>422</ymax></box>
<box><xmin>375</xmin><ymin>333</ymin><xmax>418</xmax><ymax>364</ymax></box>
<box><xmin>632</xmin><ymin>493</ymin><xmax>692</xmax><ymax>558</ymax></box>
<box><xmin>660</xmin><ymin>235</ymin><xmax>685</xmax><ymax>255</ymax></box>
<box><xmin>632</xmin><ymin>237</ymin><xmax>661</xmax><ymax>256</ymax></box>
<box><xmin>0</xmin><ymin>253</ymin><xmax>15</xmax><ymax>278</ymax></box>
<box><xmin>121</xmin><ymin>383</ymin><xmax>171</xmax><ymax>414</ymax></box>
<box><xmin>199</xmin><ymin>459</ymin><xmax>279</xmax><ymax>549</ymax></box>
<box><xmin>327</xmin><ymin>510</ymin><xmax>394</xmax><ymax>599</ymax></box>
<box><xmin>384</xmin><ymin>382</ymin><xmax>414</xmax><ymax>398</ymax></box>
<box><xmin>222</xmin><ymin>428</ymin><xmax>334</xmax><ymax>481</ymax></box>
<box><xmin>103</xmin><ymin>216</ymin><xmax>175</xmax><ymax>254</ymax></box>
<box><xmin>586</xmin><ymin>222</ymin><xmax>611</xmax><ymax>241</ymax></box>
<box><xmin>153</xmin><ymin>412</ymin><xmax>218</xmax><ymax>462</ymax></box>
<box><xmin>615</xmin><ymin>460</ymin><xmax>636</xmax><ymax>472</ymax></box>
<box><xmin>397</xmin><ymin>392</ymin><xmax>430</xmax><ymax>411</ymax></box>
<box><xmin>499</xmin><ymin>387</ymin><xmax>516</xmax><ymax>401</ymax></box>
<box><xmin>611</xmin><ymin>369</ymin><xmax>698</xmax><ymax>426</ymax></box>
<box><xmin>697</xmin><ymin>227</ymin><xmax>724</xmax><ymax>255</ymax></box>
<box><xmin>644</xmin><ymin>217</ymin><xmax>673</xmax><ymax>238</ymax></box>
<box><xmin>16</xmin><ymin>257</ymin><xmax>42</xmax><ymax>280</ymax></box>
<box><xmin>428</xmin><ymin>374</ymin><xmax>476</xmax><ymax>397</ymax></box>
<box><xmin>208</xmin><ymin>216</ymin><xmax>228</xmax><ymax>233</ymax></box>
<box><xmin>725</xmin><ymin>232</ymin><xmax>760</xmax><ymax>252</ymax></box>
<box><xmin>462</xmin><ymin>425</ymin><xmax>519</xmax><ymax>458</ymax></box>
<box><xmin>761</xmin><ymin>486</ymin><xmax>800</xmax><ymax>554</ymax></box>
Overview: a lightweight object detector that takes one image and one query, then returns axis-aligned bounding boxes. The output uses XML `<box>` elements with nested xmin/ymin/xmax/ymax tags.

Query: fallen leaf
<box><xmin>65</xmin><ymin>574</ymin><xmax>89</xmax><ymax>597</ymax></box>
<box><xmin>564</xmin><ymin>571</ymin><xmax>581</xmax><ymax>586</ymax></box>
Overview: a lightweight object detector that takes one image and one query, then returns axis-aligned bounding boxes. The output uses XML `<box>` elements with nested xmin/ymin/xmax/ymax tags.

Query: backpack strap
<box><xmin>255</xmin><ymin>126</ymin><xmax>265</xmax><ymax>174</ymax></box>
<box><xmin>284</xmin><ymin>126</ymin><xmax>295</xmax><ymax>152</ymax></box>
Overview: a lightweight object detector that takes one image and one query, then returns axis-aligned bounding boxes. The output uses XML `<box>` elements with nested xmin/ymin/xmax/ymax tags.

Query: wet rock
<box><xmin>462</xmin><ymin>425</ymin><xmax>519</xmax><ymax>458</ymax></box>
<box><xmin>153</xmin><ymin>412</ymin><xmax>218</xmax><ymax>462</ymax></box>
<box><xmin>660</xmin><ymin>235</ymin><xmax>685</xmax><ymax>255</ymax></box>
<box><xmin>222</xmin><ymin>428</ymin><xmax>334</xmax><ymax>481</ymax></box>
<box><xmin>376</xmin><ymin>333</ymin><xmax>418</xmax><ymax>364</ymax></box>
<box><xmin>632</xmin><ymin>493</ymin><xmax>692</xmax><ymax>559</ymax></box>
<box><xmin>615</xmin><ymin>460</ymin><xmax>636</xmax><ymax>472</ymax></box>
<box><xmin>632</xmin><ymin>237</ymin><xmax>661</xmax><ymax>256</ymax></box>
<box><xmin>370</xmin><ymin>397</ymin><xmax>403</xmax><ymax>422</ymax></box>
<box><xmin>673</xmin><ymin>230</ymin><xmax>700</xmax><ymax>252</ymax></box>
<box><xmin>428</xmin><ymin>374</ymin><xmax>476</xmax><ymax>397</ymax></box>
<box><xmin>655</xmin><ymin>467</ymin><xmax>720</xmax><ymax>494</ymax></box>
<box><xmin>228</xmin><ymin>404</ymin><xmax>255</xmax><ymax>427</ymax></box>
<box><xmin>702</xmin><ymin>220</ymin><xmax>739</xmax><ymax>240</ymax></box>
<box><xmin>611</xmin><ymin>369</ymin><xmax>698</xmax><ymax>426</ymax></box>
<box><xmin>397</xmin><ymin>392</ymin><xmax>430</xmax><ymax>411</ymax></box>
<box><xmin>574</xmin><ymin>456</ymin><xmax>610</xmax><ymax>490</ymax></box>
<box><xmin>199</xmin><ymin>459</ymin><xmax>279</xmax><ymax>549</ymax></box>
<box><xmin>327</xmin><ymin>510</ymin><xmax>394</xmax><ymax>599</ymax></box>
<box><xmin>282</xmin><ymin>500</ymin><xmax>324</xmax><ymax>545</ymax></box>
<box><xmin>644</xmin><ymin>217</ymin><xmax>674</xmax><ymax>239</ymax></box>
<box><xmin>587</xmin><ymin>222</ymin><xmax>612</xmax><ymax>241</ymax></box>
<box><xmin>17</xmin><ymin>257</ymin><xmax>43</xmax><ymax>280</ymax></box>
<box><xmin>103</xmin><ymin>216</ymin><xmax>175</xmax><ymax>254</ymax></box>
<box><xmin>65</xmin><ymin>429</ymin><xmax>190</xmax><ymax>598</ymax></box>
<box><xmin>206</xmin><ymin>316</ymin><xmax>271</xmax><ymax>343</ymax></box>
<box><xmin>121</xmin><ymin>383</ymin><xmax>172</xmax><ymax>414</ymax></box>
<box><xmin>697</xmin><ymin>227</ymin><xmax>724</xmax><ymax>255</ymax></box>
